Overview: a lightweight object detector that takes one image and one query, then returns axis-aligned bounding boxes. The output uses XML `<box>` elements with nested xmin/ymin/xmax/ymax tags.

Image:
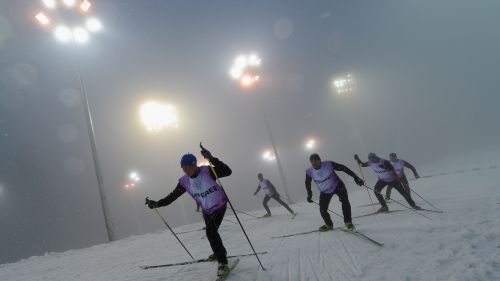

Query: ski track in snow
<box><xmin>1</xmin><ymin>149</ymin><xmax>500</xmax><ymax>281</ymax></box>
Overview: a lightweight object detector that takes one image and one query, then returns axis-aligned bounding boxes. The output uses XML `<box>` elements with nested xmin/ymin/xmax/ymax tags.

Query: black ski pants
<box><xmin>263</xmin><ymin>194</ymin><xmax>294</xmax><ymax>215</ymax></box>
<box><xmin>374</xmin><ymin>179</ymin><xmax>415</xmax><ymax>208</ymax></box>
<box><xmin>385</xmin><ymin>175</ymin><xmax>410</xmax><ymax>199</ymax></box>
<box><xmin>319</xmin><ymin>182</ymin><xmax>352</xmax><ymax>226</ymax></box>
<box><xmin>203</xmin><ymin>207</ymin><xmax>227</xmax><ymax>264</ymax></box>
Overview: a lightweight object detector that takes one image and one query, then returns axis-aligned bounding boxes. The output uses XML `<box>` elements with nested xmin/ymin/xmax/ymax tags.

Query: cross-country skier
<box><xmin>305</xmin><ymin>153</ymin><xmax>364</xmax><ymax>231</ymax></box>
<box><xmin>254</xmin><ymin>173</ymin><xmax>296</xmax><ymax>217</ymax></box>
<box><xmin>385</xmin><ymin>153</ymin><xmax>420</xmax><ymax>200</ymax></box>
<box><xmin>354</xmin><ymin>153</ymin><xmax>421</xmax><ymax>212</ymax></box>
<box><xmin>145</xmin><ymin>147</ymin><xmax>232</xmax><ymax>278</ymax></box>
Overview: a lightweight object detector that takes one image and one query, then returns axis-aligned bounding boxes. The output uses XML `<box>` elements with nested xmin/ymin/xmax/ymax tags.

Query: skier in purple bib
<box><xmin>305</xmin><ymin>153</ymin><xmax>365</xmax><ymax>231</ymax></box>
<box><xmin>385</xmin><ymin>153</ymin><xmax>420</xmax><ymax>200</ymax></box>
<box><xmin>355</xmin><ymin>153</ymin><xmax>421</xmax><ymax>213</ymax></box>
<box><xmin>254</xmin><ymin>173</ymin><xmax>296</xmax><ymax>218</ymax></box>
<box><xmin>145</xmin><ymin>147</ymin><xmax>232</xmax><ymax>277</ymax></box>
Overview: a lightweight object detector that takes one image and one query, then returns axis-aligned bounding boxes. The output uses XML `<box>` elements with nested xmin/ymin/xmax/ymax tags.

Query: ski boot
<box><xmin>217</xmin><ymin>262</ymin><xmax>229</xmax><ymax>278</ymax></box>
<box><xmin>376</xmin><ymin>206</ymin><xmax>389</xmax><ymax>213</ymax></box>
<box><xmin>319</xmin><ymin>225</ymin><xmax>334</xmax><ymax>232</ymax></box>
<box><xmin>261</xmin><ymin>213</ymin><xmax>271</xmax><ymax>218</ymax></box>
<box><xmin>345</xmin><ymin>222</ymin><xmax>355</xmax><ymax>231</ymax></box>
<box><xmin>412</xmin><ymin>205</ymin><xmax>422</xmax><ymax>210</ymax></box>
<box><xmin>208</xmin><ymin>253</ymin><xmax>217</xmax><ymax>261</ymax></box>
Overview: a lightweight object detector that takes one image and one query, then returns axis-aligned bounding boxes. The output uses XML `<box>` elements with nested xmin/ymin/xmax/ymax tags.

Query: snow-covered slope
<box><xmin>1</xmin><ymin>150</ymin><xmax>500</xmax><ymax>281</ymax></box>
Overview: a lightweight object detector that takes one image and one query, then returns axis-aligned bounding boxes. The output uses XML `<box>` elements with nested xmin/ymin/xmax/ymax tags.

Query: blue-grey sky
<box><xmin>1</xmin><ymin>0</ymin><xmax>499</xmax><ymax>264</ymax></box>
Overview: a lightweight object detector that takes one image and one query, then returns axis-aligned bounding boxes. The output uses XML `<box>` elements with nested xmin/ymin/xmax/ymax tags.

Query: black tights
<box><xmin>263</xmin><ymin>194</ymin><xmax>294</xmax><ymax>215</ymax></box>
<box><xmin>203</xmin><ymin>207</ymin><xmax>227</xmax><ymax>264</ymax></box>
<box><xmin>319</xmin><ymin>182</ymin><xmax>352</xmax><ymax>226</ymax></box>
<box><xmin>374</xmin><ymin>179</ymin><xmax>415</xmax><ymax>208</ymax></box>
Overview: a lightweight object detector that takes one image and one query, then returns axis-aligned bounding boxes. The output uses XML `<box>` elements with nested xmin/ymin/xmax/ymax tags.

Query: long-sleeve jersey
<box><xmin>357</xmin><ymin>158</ymin><xmax>394</xmax><ymax>171</ymax></box>
<box><xmin>397</xmin><ymin>160</ymin><xmax>419</xmax><ymax>178</ymax></box>
<box><xmin>156</xmin><ymin>157</ymin><xmax>231</xmax><ymax>207</ymax></box>
<box><xmin>255</xmin><ymin>179</ymin><xmax>278</xmax><ymax>197</ymax></box>
<box><xmin>305</xmin><ymin>161</ymin><xmax>359</xmax><ymax>196</ymax></box>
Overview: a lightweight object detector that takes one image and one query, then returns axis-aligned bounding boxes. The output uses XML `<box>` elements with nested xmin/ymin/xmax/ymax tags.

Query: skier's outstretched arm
<box><xmin>199</xmin><ymin>146</ymin><xmax>232</xmax><ymax>178</ymax></box>
<box><xmin>354</xmin><ymin>154</ymin><xmax>369</xmax><ymax>167</ymax></box>
<box><xmin>208</xmin><ymin>156</ymin><xmax>232</xmax><ymax>178</ymax></box>
<box><xmin>404</xmin><ymin>161</ymin><xmax>419</xmax><ymax>178</ymax></box>
<box><xmin>146</xmin><ymin>183</ymin><xmax>186</xmax><ymax>209</ymax></box>
<box><xmin>305</xmin><ymin>174</ymin><xmax>313</xmax><ymax>202</ymax></box>
<box><xmin>331</xmin><ymin>161</ymin><xmax>364</xmax><ymax>186</ymax></box>
<box><xmin>254</xmin><ymin>185</ymin><xmax>261</xmax><ymax>195</ymax></box>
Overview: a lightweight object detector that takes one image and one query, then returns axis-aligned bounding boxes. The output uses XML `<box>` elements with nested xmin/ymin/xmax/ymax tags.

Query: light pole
<box><xmin>229</xmin><ymin>53</ymin><xmax>293</xmax><ymax>204</ymax></box>
<box><xmin>34</xmin><ymin>1</ymin><xmax>115</xmax><ymax>241</ymax></box>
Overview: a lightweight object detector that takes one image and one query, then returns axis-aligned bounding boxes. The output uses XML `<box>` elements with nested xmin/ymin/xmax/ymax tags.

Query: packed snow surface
<box><xmin>1</xmin><ymin>149</ymin><xmax>499</xmax><ymax>281</ymax></box>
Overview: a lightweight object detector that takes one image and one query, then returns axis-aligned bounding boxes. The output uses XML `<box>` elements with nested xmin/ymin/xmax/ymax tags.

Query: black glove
<box><xmin>307</xmin><ymin>195</ymin><xmax>313</xmax><ymax>203</ymax></box>
<box><xmin>145</xmin><ymin>197</ymin><xmax>159</xmax><ymax>209</ymax></box>
<box><xmin>354</xmin><ymin>177</ymin><xmax>364</xmax><ymax>186</ymax></box>
<box><xmin>200</xmin><ymin>147</ymin><xmax>213</xmax><ymax>160</ymax></box>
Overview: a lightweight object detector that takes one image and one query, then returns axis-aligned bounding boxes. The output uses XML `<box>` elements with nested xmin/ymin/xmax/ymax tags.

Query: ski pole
<box><xmin>229</xmin><ymin>206</ymin><xmax>259</xmax><ymax>219</ymax></box>
<box><xmin>201</xmin><ymin>143</ymin><xmax>266</xmax><ymax>271</ymax></box>
<box><xmin>400</xmin><ymin>180</ymin><xmax>440</xmax><ymax>211</ymax></box>
<box><xmin>362</xmin><ymin>185</ymin><xmax>432</xmax><ymax>220</ymax></box>
<box><xmin>152</xmin><ymin>207</ymin><xmax>195</xmax><ymax>261</ymax></box>
<box><xmin>235</xmin><ymin>209</ymin><xmax>259</xmax><ymax>219</ymax></box>
<box><xmin>312</xmin><ymin>200</ymin><xmax>344</xmax><ymax>219</ymax></box>
<box><xmin>357</xmin><ymin>162</ymin><xmax>377</xmax><ymax>214</ymax></box>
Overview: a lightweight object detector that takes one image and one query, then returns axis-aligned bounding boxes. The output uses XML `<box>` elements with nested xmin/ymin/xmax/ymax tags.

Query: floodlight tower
<box><xmin>34</xmin><ymin>0</ymin><xmax>114</xmax><ymax>241</ymax></box>
<box><xmin>229</xmin><ymin>53</ymin><xmax>293</xmax><ymax>204</ymax></box>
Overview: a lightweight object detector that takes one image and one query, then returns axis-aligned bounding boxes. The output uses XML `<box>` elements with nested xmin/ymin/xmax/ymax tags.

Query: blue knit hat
<box><xmin>368</xmin><ymin>152</ymin><xmax>379</xmax><ymax>162</ymax></box>
<box><xmin>180</xmin><ymin>153</ymin><xmax>197</xmax><ymax>167</ymax></box>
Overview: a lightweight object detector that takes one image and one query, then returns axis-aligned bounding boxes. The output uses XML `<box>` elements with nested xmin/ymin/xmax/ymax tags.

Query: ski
<box><xmin>358</xmin><ymin>201</ymin><xmax>392</xmax><ymax>208</ymax></box>
<box><xmin>353</xmin><ymin>209</ymin><xmax>407</xmax><ymax>219</ymax></box>
<box><xmin>140</xmin><ymin>252</ymin><xmax>266</xmax><ymax>269</ymax></box>
<box><xmin>214</xmin><ymin>259</ymin><xmax>239</xmax><ymax>281</ymax></box>
<box><xmin>339</xmin><ymin>227</ymin><xmax>384</xmax><ymax>247</ymax></box>
<box><xmin>419</xmin><ymin>208</ymin><xmax>444</xmax><ymax>213</ymax></box>
<box><xmin>258</xmin><ymin>215</ymin><xmax>272</xmax><ymax>219</ymax></box>
<box><xmin>271</xmin><ymin>227</ymin><xmax>340</xmax><ymax>239</ymax></box>
<box><xmin>271</xmin><ymin>229</ymin><xmax>319</xmax><ymax>238</ymax></box>
<box><xmin>175</xmin><ymin>228</ymin><xmax>205</xmax><ymax>234</ymax></box>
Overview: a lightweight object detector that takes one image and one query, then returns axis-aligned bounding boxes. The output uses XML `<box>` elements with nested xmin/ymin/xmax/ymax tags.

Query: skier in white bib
<box><xmin>254</xmin><ymin>173</ymin><xmax>296</xmax><ymax>218</ymax></box>
<box><xmin>145</xmin><ymin>147</ymin><xmax>232</xmax><ymax>278</ymax></box>
<box><xmin>385</xmin><ymin>153</ymin><xmax>420</xmax><ymax>200</ymax></box>
<box><xmin>355</xmin><ymin>152</ymin><xmax>421</xmax><ymax>213</ymax></box>
<box><xmin>305</xmin><ymin>153</ymin><xmax>365</xmax><ymax>231</ymax></box>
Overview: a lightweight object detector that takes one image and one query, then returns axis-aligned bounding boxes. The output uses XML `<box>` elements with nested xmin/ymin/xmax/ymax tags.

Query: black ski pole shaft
<box><xmin>402</xmin><ymin>181</ymin><xmax>440</xmax><ymax>211</ymax></box>
<box><xmin>153</xmin><ymin>209</ymin><xmax>195</xmax><ymax>261</ymax></box>
<box><xmin>357</xmin><ymin>162</ymin><xmax>377</xmax><ymax>214</ymax></box>
<box><xmin>312</xmin><ymin>201</ymin><xmax>343</xmax><ymax>219</ymax></box>
<box><xmin>234</xmin><ymin>208</ymin><xmax>259</xmax><ymax>219</ymax></box>
<box><xmin>228</xmin><ymin>204</ymin><xmax>259</xmax><ymax>219</ymax></box>
<box><xmin>202</xmin><ymin>143</ymin><xmax>266</xmax><ymax>271</ymax></box>
<box><xmin>363</xmin><ymin>185</ymin><xmax>432</xmax><ymax>220</ymax></box>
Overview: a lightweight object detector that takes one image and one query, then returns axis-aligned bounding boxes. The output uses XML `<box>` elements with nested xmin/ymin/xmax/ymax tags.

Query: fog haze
<box><xmin>1</xmin><ymin>0</ymin><xmax>499</xmax><ymax>264</ymax></box>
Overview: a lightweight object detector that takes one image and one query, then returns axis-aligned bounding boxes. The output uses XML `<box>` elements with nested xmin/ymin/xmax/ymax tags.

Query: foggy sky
<box><xmin>1</xmin><ymin>0</ymin><xmax>499</xmax><ymax>264</ymax></box>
